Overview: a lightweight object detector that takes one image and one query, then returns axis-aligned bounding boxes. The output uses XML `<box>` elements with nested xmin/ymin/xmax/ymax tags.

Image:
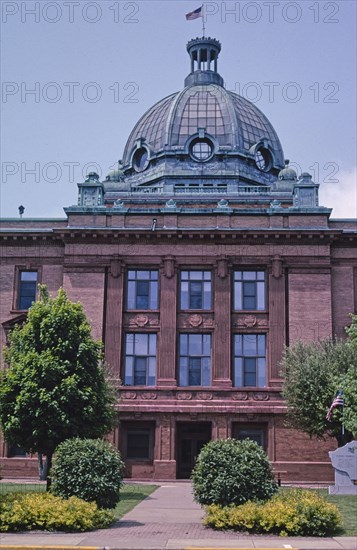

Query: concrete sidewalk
<box><xmin>0</xmin><ymin>482</ymin><xmax>356</xmax><ymax>550</ymax></box>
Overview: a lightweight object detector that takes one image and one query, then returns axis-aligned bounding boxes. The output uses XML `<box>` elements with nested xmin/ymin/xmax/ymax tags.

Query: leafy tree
<box><xmin>345</xmin><ymin>313</ymin><xmax>357</xmax><ymax>344</ymax></box>
<box><xmin>0</xmin><ymin>286</ymin><xmax>116</xmax><ymax>485</ymax></box>
<box><xmin>281</xmin><ymin>334</ymin><xmax>357</xmax><ymax>446</ymax></box>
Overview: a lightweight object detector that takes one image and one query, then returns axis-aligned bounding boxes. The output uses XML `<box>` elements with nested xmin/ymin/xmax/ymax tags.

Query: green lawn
<box><xmin>0</xmin><ymin>481</ymin><xmax>158</xmax><ymax>520</ymax></box>
<box><xmin>113</xmin><ymin>483</ymin><xmax>158</xmax><ymax>518</ymax></box>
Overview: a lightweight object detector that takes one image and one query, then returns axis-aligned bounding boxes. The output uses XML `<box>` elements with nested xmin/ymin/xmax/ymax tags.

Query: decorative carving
<box><xmin>232</xmin><ymin>392</ymin><xmax>249</xmax><ymax>401</ymax></box>
<box><xmin>197</xmin><ymin>392</ymin><xmax>213</xmax><ymax>400</ymax></box>
<box><xmin>234</xmin><ymin>316</ymin><xmax>267</xmax><ymax>328</ymax></box>
<box><xmin>253</xmin><ymin>392</ymin><xmax>269</xmax><ymax>401</ymax></box>
<box><xmin>121</xmin><ymin>391</ymin><xmax>137</xmax><ymax>400</ymax></box>
<box><xmin>217</xmin><ymin>257</ymin><xmax>228</xmax><ymax>278</ymax></box>
<box><xmin>110</xmin><ymin>259</ymin><xmax>122</xmax><ymax>278</ymax></box>
<box><xmin>162</xmin><ymin>256</ymin><xmax>175</xmax><ymax>279</ymax></box>
<box><xmin>176</xmin><ymin>392</ymin><xmax>192</xmax><ymax>400</ymax></box>
<box><xmin>272</xmin><ymin>256</ymin><xmax>283</xmax><ymax>279</ymax></box>
<box><xmin>203</xmin><ymin>318</ymin><xmax>215</xmax><ymax>328</ymax></box>
<box><xmin>244</xmin><ymin>315</ymin><xmax>257</xmax><ymax>327</ymax></box>
<box><xmin>188</xmin><ymin>314</ymin><xmax>203</xmax><ymax>327</ymax></box>
<box><xmin>134</xmin><ymin>314</ymin><xmax>149</xmax><ymax>327</ymax></box>
<box><xmin>141</xmin><ymin>392</ymin><xmax>157</xmax><ymax>400</ymax></box>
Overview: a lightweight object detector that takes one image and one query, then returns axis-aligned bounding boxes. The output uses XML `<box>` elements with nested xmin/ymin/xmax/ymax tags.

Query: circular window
<box><xmin>190</xmin><ymin>138</ymin><xmax>214</xmax><ymax>162</ymax></box>
<box><xmin>255</xmin><ymin>147</ymin><xmax>272</xmax><ymax>172</ymax></box>
<box><xmin>133</xmin><ymin>147</ymin><xmax>149</xmax><ymax>172</ymax></box>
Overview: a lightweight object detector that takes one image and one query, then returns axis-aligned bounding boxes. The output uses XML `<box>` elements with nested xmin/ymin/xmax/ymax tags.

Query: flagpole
<box><xmin>202</xmin><ymin>4</ymin><xmax>205</xmax><ymax>37</ymax></box>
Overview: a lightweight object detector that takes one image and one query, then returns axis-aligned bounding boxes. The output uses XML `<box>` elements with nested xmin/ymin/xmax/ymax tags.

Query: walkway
<box><xmin>0</xmin><ymin>482</ymin><xmax>356</xmax><ymax>550</ymax></box>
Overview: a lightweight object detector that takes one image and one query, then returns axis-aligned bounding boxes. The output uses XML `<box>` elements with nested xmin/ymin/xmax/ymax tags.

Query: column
<box><xmin>268</xmin><ymin>257</ymin><xmax>286</xmax><ymax>381</ymax></box>
<box><xmin>158</xmin><ymin>256</ymin><xmax>177</xmax><ymax>385</ymax></box>
<box><xmin>213</xmin><ymin>258</ymin><xmax>232</xmax><ymax>387</ymax></box>
<box><xmin>104</xmin><ymin>260</ymin><xmax>124</xmax><ymax>377</ymax></box>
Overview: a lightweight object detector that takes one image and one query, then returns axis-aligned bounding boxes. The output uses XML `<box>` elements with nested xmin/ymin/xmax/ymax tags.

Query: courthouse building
<box><xmin>1</xmin><ymin>37</ymin><xmax>356</xmax><ymax>481</ymax></box>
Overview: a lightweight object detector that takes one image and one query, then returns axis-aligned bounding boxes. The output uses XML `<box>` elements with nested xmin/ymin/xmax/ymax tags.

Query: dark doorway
<box><xmin>176</xmin><ymin>422</ymin><xmax>211</xmax><ymax>479</ymax></box>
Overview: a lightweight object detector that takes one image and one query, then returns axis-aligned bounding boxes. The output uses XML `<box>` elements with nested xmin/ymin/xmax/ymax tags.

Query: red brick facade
<box><xmin>1</xmin><ymin>210</ymin><xmax>356</xmax><ymax>482</ymax></box>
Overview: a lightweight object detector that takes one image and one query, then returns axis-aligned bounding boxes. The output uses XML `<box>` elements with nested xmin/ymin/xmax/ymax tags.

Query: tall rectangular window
<box><xmin>18</xmin><ymin>271</ymin><xmax>37</xmax><ymax>310</ymax></box>
<box><xmin>127</xmin><ymin>270</ymin><xmax>159</xmax><ymax>310</ymax></box>
<box><xmin>124</xmin><ymin>333</ymin><xmax>157</xmax><ymax>386</ymax></box>
<box><xmin>233</xmin><ymin>334</ymin><xmax>266</xmax><ymax>387</ymax></box>
<box><xmin>179</xmin><ymin>333</ymin><xmax>211</xmax><ymax>386</ymax></box>
<box><xmin>180</xmin><ymin>271</ymin><xmax>212</xmax><ymax>310</ymax></box>
<box><xmin>234</xmin><ymin>271</ymin><xmax>265</xmax><ymax>311</ymax></box>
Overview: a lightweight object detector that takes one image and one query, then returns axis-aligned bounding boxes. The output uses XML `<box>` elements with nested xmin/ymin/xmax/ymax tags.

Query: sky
<box><xmin>1</xmin><ymin>0</ymin><xmax>356</xmax><ymax>219</ymax></box>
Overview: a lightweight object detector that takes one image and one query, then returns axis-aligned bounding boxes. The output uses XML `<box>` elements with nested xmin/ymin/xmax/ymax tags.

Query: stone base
<box><xmin>153</xmin><ymin>460</ymin><xmax>176</xmax><ymax>479</ymax></box>
<box><xmin>329</xmin><ymin>484</ymin><xmax>357</xmax><ymax>495</ymax></box>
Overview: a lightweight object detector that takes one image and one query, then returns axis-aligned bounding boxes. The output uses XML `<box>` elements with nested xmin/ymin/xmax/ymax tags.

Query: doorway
<box><xmin>176</xmin><ymin>422</ymin><xmax>211</xmax><ymax>479</ymax></box>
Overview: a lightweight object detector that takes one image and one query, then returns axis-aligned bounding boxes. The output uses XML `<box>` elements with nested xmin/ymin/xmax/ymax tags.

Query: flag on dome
<box><xmin>326</xmin><ymin>391</ymin><xmax>344</xmax><ymax>421</ymax></box>
<box><xmin>186</xmin><ymin>6</ymin><xmax>203</xmax><ymax>20</ymax></box>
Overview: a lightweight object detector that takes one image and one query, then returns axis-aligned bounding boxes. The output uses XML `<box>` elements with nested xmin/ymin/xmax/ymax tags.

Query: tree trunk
<box><xmin>45</xmin><ymin>453</ymin><xmax>53</xmax><ymax>491</ymax></box>
<box><xmin>37</xmin><ymin>452</ymin><xmax>53</xmax><ymax>489</ymax></box>
<box><xmin>37</xmin><ymin>453</ymin><xmax>46</xmax><ymax>480</ymax></box>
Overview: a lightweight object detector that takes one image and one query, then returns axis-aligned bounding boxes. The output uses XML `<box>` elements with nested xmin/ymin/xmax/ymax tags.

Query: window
<box><xmin>7</xmin><ymin>444</ymin><xmax>27</xmax><ymax>458</ymax></box>
<box><xmin>180</xmin><ymin>271</ymin><xmax>212</xmax><ymax>310</ymax></box>
<box><xmin>190</xmin><ymin>138</ymin><xmax>214</xmax><ymax>162</ymax></box>
<box><xmin>179</xmin><ymin>333</ymin><xmax>211</xmax><ymax>386</ymax></box>
<box><xmin>123</xmin><ymin>422</ymin><xmax>155</xmax><ymax>460</ymax></box>
<box><xmin>124</xmin><ymin>333</ymin><xmax>157</xmax><ymax>386</ymax></box>
<box><xmin>234</xmin><ymin>271</ymin><xmax>265</xmax><ymax>311</ymax></box>
<box><xmin>18</xmin><ymin>271</ymin><xmax>37</xmax><ymax>310</ymax></box>
<box><xmin>255</xmin><ymin>146</ymin><xmax>272</xmax><ymax>172</ymax></box>
<box><xmin>232</xmin><ymin>423</ymin><xmax>267</xmax><ymax>450</ymax></box>
<box><xmin>133</xmin><ymin>147</ymin><xmax>149</xmax><ymax>172</ymax></box>
<box><xmin>233</xmin><ymin>334</ymin><xmax>266</xmax><ymax>387</ymax></box>
<box><xmin>127</xmin><ymin>270</ymin><xmax>158</xmax><ymax>310</ymax></box>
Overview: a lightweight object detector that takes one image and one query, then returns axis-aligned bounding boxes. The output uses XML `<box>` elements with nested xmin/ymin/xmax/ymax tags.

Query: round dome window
<box><xmin>255</xmin><ymin>147</ymin><xmax>272</xmax><ymax>172</ymax></box>
<box><xmin>190</xmin><ymin>138</ymin><xmax>214</xmax><ymax>162</ymax></box>
<box><xmin>133</xmin><ymin>147</ymin><xmax>149</xmax><ymax>172</ymax></box>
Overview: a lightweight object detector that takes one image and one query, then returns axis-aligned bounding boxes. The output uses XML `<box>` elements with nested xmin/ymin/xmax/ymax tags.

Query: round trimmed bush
<box><xmin>51</xmin><ymin>438</ymin><xmax>124</xmax><ymax>509</ymax></box>
<box><xmin>191</xmin><ymin>438</ymin><xmax>278</xmax><ymax>506</ymax></box>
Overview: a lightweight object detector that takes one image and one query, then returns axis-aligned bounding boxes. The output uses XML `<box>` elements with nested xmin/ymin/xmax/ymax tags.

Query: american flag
<box><xmin>326</xmin><ymin>391</ymin><xmax>344</xmax><ymax>421</ymax></box>
<box><xmin>186</xmin><ymin>6</ymin><xmax>203</xmax><ymax>20</ymax></box>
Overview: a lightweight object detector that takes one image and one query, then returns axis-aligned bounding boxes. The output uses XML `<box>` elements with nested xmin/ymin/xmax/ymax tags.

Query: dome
<box><xmin>278</xmin><ymin>160</ymin><xmax>297</xmax><ymax>182</ymax></box>
<box><xmin>118</xmin><ymin>37</ymin><xmax>285</xmax><ymax>190</ymax></box>
<box><xmin>123</xmin><ymin>86</ymin><xmax>284</xmax><ymax>168</ymax></box>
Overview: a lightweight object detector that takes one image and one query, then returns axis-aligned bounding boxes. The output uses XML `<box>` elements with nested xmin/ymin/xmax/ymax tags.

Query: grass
<box><xmin>0</xmin><ymin>482</ymin><xmax>46</xmax><ymax>494</ymax></box>
<box><xmin>113</xmin><ymin>483</ymin><xmax>158</xmax><ymax>519</ymax></box>
<box><xmin>0</xmin><ymin>481</ymin><xmax>158</xmax><ymax>520</ymax></box>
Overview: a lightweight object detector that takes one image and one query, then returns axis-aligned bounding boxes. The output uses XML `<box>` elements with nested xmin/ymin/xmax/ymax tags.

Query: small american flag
<box><xmin>186</xmin><ymin>6</ymin><xmax>203</xmax><ymax>20</ymax></box>
<box><xmin>326</xmin><ymin>391</ymin><xmax>344</xmax><ymax>421</ymax></box>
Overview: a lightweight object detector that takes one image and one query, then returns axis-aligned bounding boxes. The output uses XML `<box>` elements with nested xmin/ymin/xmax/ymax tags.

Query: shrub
<box><xmin>51</xmin><ymin>438</ymin><xmax>124</xmax><ymax>509</ymax></box>
<box><xmin>0</xmin><ymin>492</ymin><xmax>114</xmax><ymax>532</ymax></box>
<box><xmin>204</xmin><ymin>489</ymin><xmax>343</xmax><ymax>536</ymax></box>
<box><xmin>191</xmin><ymin>438</ymin><xmax>278</xmax><ymax>506</ymax></box>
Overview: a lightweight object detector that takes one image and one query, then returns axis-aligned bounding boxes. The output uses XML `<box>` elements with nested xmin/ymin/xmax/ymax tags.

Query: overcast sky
<box><xmin>1</xmin><ymin>0</ymin><xmax>356</xmax><ymax>218</ymax></box>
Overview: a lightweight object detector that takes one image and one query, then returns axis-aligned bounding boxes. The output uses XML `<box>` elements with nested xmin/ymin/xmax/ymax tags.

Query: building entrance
<box><xmin>176</xmin><ymin>422</ymin><xmax>211</xmax><ymax>479</ymax></box>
